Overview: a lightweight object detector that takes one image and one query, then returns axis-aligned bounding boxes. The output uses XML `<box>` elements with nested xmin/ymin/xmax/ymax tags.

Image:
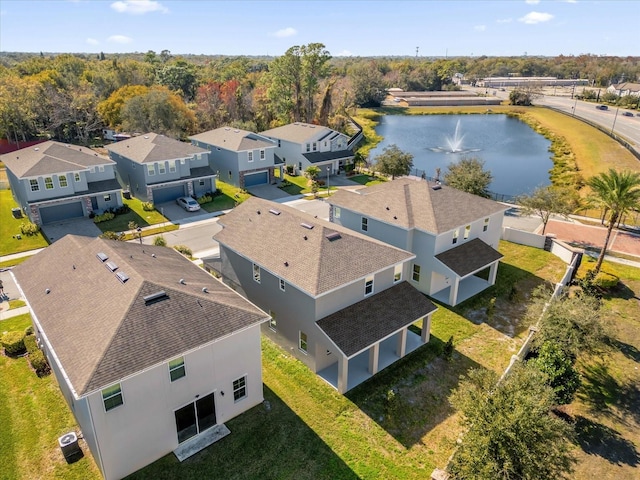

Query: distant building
<box><xmin>477</xmin><ymin>77</ymin><xmax>589</xmax><ymax>88</ymax></box>
<box><xmin>607</xmin><ymin>82</ymin><xmax>640</xmax><ymax>98</ymax></box>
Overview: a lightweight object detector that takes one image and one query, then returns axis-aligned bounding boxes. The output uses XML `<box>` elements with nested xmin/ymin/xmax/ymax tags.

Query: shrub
<box><xmin>142</xmin><ymin>201</ymin><xmax>155</xmax><ymax>211</ymax></box>
<box><xmin>93</xmin><ymin>211</ymin><xmax>115</xmax><ymax>223</ymax></box>
<box><xmin>29</xmin><ymin>349</ymin><xmax>50</xmax><ymax>376</ymax></box>
<box><xmin>115</xmin><ymin>204</ymin><xmax>131</xmax><ymax>215</ymax></box>
<box><xmin>153</xmin><ymin>235</ymin><xmax>167</xmax><ymax>247</ymax></box>
<box><xmin>530</xmin><ymin>341</ymin><xmax>580</xmax><ymax>404</ymax></box>
<box><xmin>443</xmin><ymin>335</ymin><xmax>454</xmax><ymax>361</ymax></box>
<box><xmin>19</xmin><ymin>222</ymin><xmax>40</xmax><ymax>236</ymax></box>
<box><xmin>285</xmin><ymin>165</ymin><xmax>294</xmax><ymax>175</ymax></box>
<box><xmin>197</xmin><ymin>194</ymin><xmax>212</xmax><ymax>204</ymax></box>
<box><xmin>24</xmin><ymin>325</ymin><xmax>34</xmax><ymax>336</ymax></box>
<box><xmin>174</xmin><ymin>245</ymin><xmax>192</xmax><ymax>257</ymax></box>
<box><xmin>100</xmin><ymin>231</ymin><xmax>125</xmax><ymax>241</ymax></box>
<box><xmin>23</xmin><ymin>334</ymin><xmax>38</xmax><ymax>354</ymax></box>
<box><xmin>594</xmin><ymin>271</ymin><xmax>619</xmax><ymax>289</ymax></box>
<box><xmin>1</xmin><ymin>331</ymin><xmax>26</xmax><ymax>356</ymax></box>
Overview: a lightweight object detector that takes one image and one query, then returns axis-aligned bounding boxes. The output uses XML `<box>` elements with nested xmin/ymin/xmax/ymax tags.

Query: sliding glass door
<box><xmin>174</xmin><ymin>392</ymin><xmax>216</xmax><ymax>443</ymax></box>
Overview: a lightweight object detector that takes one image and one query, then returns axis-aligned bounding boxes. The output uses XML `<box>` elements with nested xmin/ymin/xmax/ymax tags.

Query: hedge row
<box><xmin>1</xmin><ymin>329</ymin><xmax>50</xmax><ymax>376</ymax></box>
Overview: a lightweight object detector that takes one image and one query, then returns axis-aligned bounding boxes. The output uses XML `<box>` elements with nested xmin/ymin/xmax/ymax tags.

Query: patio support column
<box><xmin>488</xmin><ymin>262</ymin><xmax>499</xmax><ymax>285</ymax></box>
<box><xmin>368</xmin><ymin>343</ymin><xmax>379</xmax><ymax>375</ymax></box>
<box><xmin>449</xmin><ymin>277</ymin><xmax>460</xmax><ymax>306</ymax></box>
<box><xmin>421</xmin><ymin>314</ymin><xmax>432</xmax><ymax>343</ymax></box>
<box><xmin>396</xmin><ymin>328</ymin><xmax>408</xmax><ymax>358</ymax></box>
<box><xmin>337</xmin><ymin>356</ymin><xmax>349</xmax><ymax>394</ymax></box>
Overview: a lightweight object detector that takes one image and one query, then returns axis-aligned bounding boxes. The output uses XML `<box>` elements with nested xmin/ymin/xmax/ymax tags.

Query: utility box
<box><xmin>58</xmin><ymin>431</ymin><xmax>82</xmax><ymax>463</ymax></box>
<box><xmin>11</xmin><ymin>208</ymin><xmax>22</xmax><ymax>218</ymax></box>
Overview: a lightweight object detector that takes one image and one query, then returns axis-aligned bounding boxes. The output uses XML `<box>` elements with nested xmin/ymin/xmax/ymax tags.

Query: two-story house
<box><xmin>329</xmin><ymin>177</ymin><xmax>508</xmax><ymax>306</ymax></box>
<box><xmin>2</xmin><ymin>141</ymin><xmax>122</xmax><ymax>225</ymax></box>
<box><xmin>190</xmin><ymin>127</ymin><xmax>277</xmax><ymax>188</ymax></box>
<box><xmin>106</xmin><ymin>133</ymin><xmax>215</xmax><ymax>204</ymax></box>
<box><xmin>12</xmin><ymin>235</ymin><xmax>270</xmax><ymax>480</ymax></box>
<box><xmin>260</xmin><ymin>122</ymin><xmax>354</xmax><ymax>176</ymax></box>
<box><xmin>209</xmin><ymin>197</ymin><xmax>437</xmax><ymax>394</ymax></box>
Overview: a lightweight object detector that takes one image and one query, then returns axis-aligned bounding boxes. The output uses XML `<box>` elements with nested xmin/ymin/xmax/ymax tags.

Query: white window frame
<box><xmin>147</xmin><ymin>164</ymin><xmax>156</xmax><ymax>176</ymax></box>
<box><xmin>102</xmin><ymin>383</ymin><xmax>124</xmax><ymax>412</ymax></box>
<box><xmin>279</xmin><ymin>278</ymin><xmax>286</xmax><ymax>292</ymax></box>
<box><xmin>98</xmin><ymin>165</ymin><xmax>105</xmax><ymax>173</ymax></box>
<box><xmin>58</xmin><ymin>175</ymin><xmax>68</xmax><ymax>188</ymax></box>
<box><xmin>30</xmin><ymin>179</ymin><xmax>39</xmax><ymax>192</ymax></box>
<box><xmin>248</xmin><ymin>151</ymin><xmax>253</xmax><ymax>162</ymax></box>
<box><xmin>394</xmin><ymin>264</ymin><xmax>402</xmax><ymax>283</ymax></box>
<box><xmin>361</xmin><ymin>217</ymin><xmax>368</xmax><ymax>232</ymax></box>
<box><xmin>104</xmin><ymin>194</ymin><xmax>111</xmax><ymax>202</ymax></box>
<box><xmin>306</xmin><ymin>143</ymin><xmax>310</xmax><ymax>152</ymax></box>
<box><xmin>269</xmin><ymin>310</ymin><xmax>277</xmax><ymax>331</ymax></box>
<box><xmin>233</xmin><ymin>376</ymin><xmax>247</xmax><ymax>402</ymax></box>
<box><xmin>168</xmin><ymin>357</ymin><xmax>186</xmax><ymax>382</ymax></box>
<box><xmin>365</xmin><ymin>275</ymin><xmax>374</xmax><ymax>296</ymax></box>
<box><xmin>464</xmin><ymin>225</ymin><xmax>471</xmax><ymax>240</ymax></box>
<box><xmin>74</xmin><ymin>172</ymin><xmax>81</xmax><ymax>182</ymax></box>
<box><xmin>260</xmin><ymin>149</ymin><xmax>265</xmax><ymax>160</ymax></box>
<box><xmin>333</xmin><ymin>206</ymin><xmax>341</xmax><ymax>219</ymax></box>
<box><xmin>158</xmin><ymin>162</ymin><xmax>166</xmax><ymax>174</ymax></box>
<box><xmin>169</xmin><ymin>160</ymin><xmax>177</xmax><ymax>173</ymax></box>
<box><xmin>253</xmin><ymin>263</ymin><xmax>261</xmax><ymax>283</ymax></box>
<box><xmin>44</xmin><ymin>177</ymin><xmax>54</xmax><ymax>190</ymax></box>
<box><xmin>452</xmin><ymin>230</ymin><xmax>459</xmax><ymax>244</ymax></box>
<box><xmin>299</xmin><ymin>331</ymin><xmax>308</xmax><ymax>354</ymax></box>
<box><xmin>412</xmin><ymin>264</ymin><xmax>421</xmax><ymax>282</ymax></box>
<box><xmin>312</xmin><ymin>142</ymin><xmax>317</xmax><ymax>151</ymax></box>
<box><xmin>483</xmin><ymin>218</ymin><xmax>489</xmax><ymax>232</ymax></box>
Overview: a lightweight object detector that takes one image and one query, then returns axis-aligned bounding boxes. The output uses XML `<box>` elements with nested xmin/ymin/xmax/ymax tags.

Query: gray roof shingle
<box><xmin>329</xmin><ymin>177</ymin><xmax>507</xmax><ymax>235</ymax></box>
<box><xmin>435</xmin><ymin>238</ymin><xmax>503</xmax><ymax>277</ymax></box>
<box><xmin>12</xmin><ymin>236</ymin><xmax>268</xmax><ymax>397</ymax></box>
<box><xmin>260</xmin><ymin>123</ymin><xmax>337</xmax><ymax>144</ymax></box>
<box><xmin>190</xmin><ymin>127</ymin><xmax>275</xmax><ymax>152</ymax></box>
<box><xmin>106</xmin><ymin>133</ymin><xmax>209</xmax><ymax>164</ymax></box>
<box><xmin>317</xmin><ymin>282</ymin><xmax>437</xmax><ymax>357</ymax></box>
<box><xmin>1</xmin><ymin>141</ymin><xmax>114</xmax><ymax>178</ymax></box>
<box><xmin>214</xmin><ymin>198</ymin><xmax>414</xmax><ymax>297</ymax></box>
<box><xmin>303</xmin><ymin>150</ymin><xmax>354</xmax><ymax>163</ymax></box>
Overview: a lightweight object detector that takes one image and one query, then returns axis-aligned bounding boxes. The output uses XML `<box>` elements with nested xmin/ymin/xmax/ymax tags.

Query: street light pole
<box><xmin>611</xmin><ymin>106</ymin><xmax>620</xmax><ymax>136</ymax></box>
<box><xmin>326</xmin><ymin>165</ymin><xmax>330</xmax><ymax>196</ymax></box>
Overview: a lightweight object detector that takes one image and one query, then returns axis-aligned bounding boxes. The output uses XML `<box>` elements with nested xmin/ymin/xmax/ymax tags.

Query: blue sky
<box><xmin>1</xmin><ymin>0</ymin><xmax>636</xmax><ymax>57</ymax></box>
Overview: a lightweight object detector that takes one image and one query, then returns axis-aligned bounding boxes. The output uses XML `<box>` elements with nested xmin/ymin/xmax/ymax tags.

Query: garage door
<box><xmin>152</xmin><ymin>184</ymin><xmax>186</xmax><ymax>204</ymax></box>
<box><xmin>244</xmin><ymin>171</ymin><xmax>268</xmax><ymax>187</ymax></box>
<box><xmin>39</xmin><ymin>201</ymin><xmax>84</xmax><ymax>224</ymax></box>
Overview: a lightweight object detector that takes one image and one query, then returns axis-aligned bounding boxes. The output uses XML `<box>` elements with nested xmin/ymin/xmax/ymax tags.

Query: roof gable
<box><xmin>13</xmin><ymin>236</ymin><xmax>268</xmax><ymax>397</ymax></box>
<box><xmin>330</xmin><ymin>177</ymin><xmax>507</xmax><ymax>234</ymax></box>
<box><xmin>1</xmin><ymin>141</ymin><xmax>113</xmax><ymax>178</ymax></box>
<box><xmin>214</xmin><ymin>198</ymin><xmax>414</xmax><ymax>296</ymax></box>
<box><xmin>106</xmin><ymin>133</ymin><xmax>209</xmax><ymax>163</ymax></box>
<box><xmin>190</xmin><ymin>127</ymin><xmax>275</xmax><ymax>152</ymax></box>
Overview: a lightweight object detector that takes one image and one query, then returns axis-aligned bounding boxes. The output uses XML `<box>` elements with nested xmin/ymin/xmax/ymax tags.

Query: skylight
<box><xmin>115</xmin><ymin>272</ymin><xmax>129</xmax><ymax>284</ymax></box>
<box><xmin>144</xmin><ymin>290</ymin><xmax>168</xmax><ymax>304</ymax></box>
<box><xmin>269</xmin><ymin>208</ymin><xmax>281</xmax><ymax>216</ymax></box>
<box><xmin>325</xmin><ymin>232</ymin><xmax>342</xmax><ymax>241</ymax></box>
<box><xmin>105</xmin><ymin>261</ymin><xmax>118</xmax><ymax>272</ymax></box>
<box><xmin>301</xmin><ymin>223</ymin><xmax>314</xmax><ymax>230</ymax></box>
<box><xmin>96</xmin><ymin>252</ymin><xmax>108</xmax><ymax>262</ymax></box>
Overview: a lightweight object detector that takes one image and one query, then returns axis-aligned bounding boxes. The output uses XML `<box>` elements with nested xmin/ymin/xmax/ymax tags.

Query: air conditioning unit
<box><xmin>58</xmin><ymin>431</ymin><xmax>82</xmax><ymax>462</ymax></box>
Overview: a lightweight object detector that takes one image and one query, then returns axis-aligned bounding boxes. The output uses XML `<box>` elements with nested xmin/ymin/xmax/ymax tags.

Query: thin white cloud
<box><xmin>474</xmin><ymin>25</ymin><xmax>486</xmax><ymax>32</ymax></box>
<box><xmin>111</xmin><ymin>0</ymin><xmax>168</xmax><ymax>14</ymax></box>
<box><xmin>525</xmin><ymin>0</ymin><xmax>540</xmax><ymax>4</ymax></box>
<box><xmin>272</xmin><ymin>27</ymin><xmax>297</xmax><ymax>38</ymax></box>
<box><xmin>335</xmin><ymin>50</ymin><xmax>352</xmax><ymax>57</ymax></box>
<box><xmin>519</xmin><ymin>11</ymin><xmax>554</xmax><ymax>24</ymax></box>
<box><xmin>108</xmin><ymin>35</ymin><xmax>133</xmax><ymax>44</ymax></box>
<box><xmin>497</xmin><ymin>18</ymin><xmax>513</xmax><ymax>23</ymax></box>
<box><xmin>86</xmin><ymin>38</ymin><xmax>99</xmax><ymax>45</ymax></box>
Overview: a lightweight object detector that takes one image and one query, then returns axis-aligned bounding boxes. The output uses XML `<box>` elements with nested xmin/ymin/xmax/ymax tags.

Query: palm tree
<box><xmin>586</xmin><ymin>169</ymin><xmax>640</xmax><ymax>274</ymax></box>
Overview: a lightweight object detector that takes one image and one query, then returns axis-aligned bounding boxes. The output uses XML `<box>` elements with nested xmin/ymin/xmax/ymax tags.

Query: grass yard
<box><xmin>94</xmin><ymin>196</ymin><xmax>168</xmax><ymax>233</ymax></box>
<box><xmin>200</xmin><ymin>180</ymin><xmax>250</xmax><ymax>212</ymax></box>
<box><xmin>0</xmin><ymin>189</ymin><xmax>48</xmax><ymax>256</ymax></box>
<box><xmin>349</xmin><ymin>174</ymin><xmax>386</xmax><ymax>186</ymax></box>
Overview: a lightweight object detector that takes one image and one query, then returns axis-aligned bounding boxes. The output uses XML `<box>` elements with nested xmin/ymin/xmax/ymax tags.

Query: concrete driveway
<box><xmin>41</xmin><ymin>217</ymin><xmax>101</xmax><ymax>243</ymax></box>
<box><xmin>246</xmin><ymin>184</ymin><xmax>291</xmax><ymax>201</ymax></box>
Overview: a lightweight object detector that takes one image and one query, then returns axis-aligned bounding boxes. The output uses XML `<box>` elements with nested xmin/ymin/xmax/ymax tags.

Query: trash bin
<box><xmin>122</xmin><ymin>190</ymin><xmax>131</xmax><ymax>199</ymax></box>
<box><xmin>11</xmin><ymin>208</ymin><xmax>22</xmax><ymax>219</ymax></box>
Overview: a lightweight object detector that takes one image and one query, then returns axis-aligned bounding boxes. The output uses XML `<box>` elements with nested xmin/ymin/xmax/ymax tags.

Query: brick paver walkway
<box><xmin>542</xmin><ymin>219</ymin><xmax>640</xmax><ymax>257</ymax></box>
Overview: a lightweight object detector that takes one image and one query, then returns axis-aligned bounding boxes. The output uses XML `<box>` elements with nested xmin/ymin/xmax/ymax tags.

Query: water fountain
<box><xmin>429</xmin><ymin>119</ymin><xmax>480</xmax><ymax>154</ymax></box>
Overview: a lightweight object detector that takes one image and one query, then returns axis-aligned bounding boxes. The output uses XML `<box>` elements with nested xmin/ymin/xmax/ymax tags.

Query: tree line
<box><xmin>1</xmin><ymin>48</ymin><xmax>638</xmax><ymax>144</ymax></box>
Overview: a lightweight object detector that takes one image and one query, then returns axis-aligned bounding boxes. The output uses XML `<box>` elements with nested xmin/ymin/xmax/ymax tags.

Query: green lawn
<box><xmin>0</xmin><ymin>189</ymin><xmax>48</xmax><ymax>256</ymax></box>
<box><xmin>200</xmin><ymin>180</ymin><xmax>250</xmax><ymax>212</ymax></box>
<box><xmin>349</xmin><ymin>174</ymin><xmax>386</xmax><ymax>186</ymax></box>
<box><xmin>94</xmin><ymin>196</ymin><xmax>168</xmax><ymax>233</ymax></box>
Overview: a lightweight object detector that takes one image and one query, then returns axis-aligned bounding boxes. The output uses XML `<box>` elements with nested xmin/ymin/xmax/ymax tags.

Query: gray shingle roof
<box><xmin>214</xmin><ymin>198</ymin><xmax>414</xmax><ymax>297</ymax></box>
<box><xmin>317</xmin><ymin>282</ymin><xmax>437</xmax><ymax>358</ymax></box>
<box><xmin>260</xmin><ymin>123</ymin><xmax>335</xmax><ymax>144</ymax></box>
<box><xmin>329</xmin><ymin>177</ymin><xmax>507</xmax><ymax>235</ymax></box>
<box><xmin>106</xmin><ymin>133</ymin><xmax>209</xmax><ymax>164</ymax></box>
<box><xmin>435</xmin><ymin>238</ymin><xmax>503</xmax><ymax>277</ymax></box>
<box><xmin>190</xmin><ymin>127</ymin><xmax>275</xmax><ymax>152</ymax></box>
<box><xmin>303</xmin><ymin>150</ymin><xmax>354</xmax><ymax>163</ymax></box>
<box><xmin>1</xmin><ymin>141</ymin><xmax>114</xmax><ymax>178</ymax></box>
<box><xmin>12</xmin><ymin>236</ymin><xmax>268</xmax><ymax>397</ymax></box>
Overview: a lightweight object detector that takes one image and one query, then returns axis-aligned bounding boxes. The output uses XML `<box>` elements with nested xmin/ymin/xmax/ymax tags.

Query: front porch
<box><xmin>317</xmin><ymin>328</ymin><xmax>425</xmax><ymax>392</ymax></box>
<box><xmin>430</xmin><ymin>274</ymin><xmax>492</xmax><ymax>305</ymax></box>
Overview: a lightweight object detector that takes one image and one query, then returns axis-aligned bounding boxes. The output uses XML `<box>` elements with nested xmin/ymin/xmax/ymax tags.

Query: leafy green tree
<box><xmin>444</xmin><ymin>157</ymin><xmax>492</xmax><ymax>197</ymax></box>
<box><xmin>349</xmin><ymin>61</ymin><xmax>386</xmax><ymax>107</ymax></box>
<box><xmin>304</xmin><ymin>165</ymin><xmax>321</xmax><ymax>180</ymax></box>
<box><xmin>374</xmin><ymin>144</ymin><xmax>413</xmax><ymax>179</ymax></box>
<box><xmin>155</xmin><ymin>60</ymin><xmax>199</xmax><ymax>101</ymax></box>
<box><xmin>97</xmin><ymin>84</ymin><xmax>150</xmax><ymax>128</ymax></box>
<box><xmin>518</xmin><ymin>185</ymin><xmax>579</xmax><ymax>234</ymax></box>
<box><xmin>531</xmin><ymin>341</ymin><xmax>581</xmax><ymax>405</ymax></box>
<box><xmin>449</xmin><ymin>364</ymin><xmax>575</xmax><ymax>480</ymax></box>
<box><xmin>585</xmin><ymin>169</ymin><xmax>640</xmax><ymax>274</ymax></box>
<box><xmin>509</xmin><ymin>88</ymin><xmax>535</xmax><ymax>106</ymax></box>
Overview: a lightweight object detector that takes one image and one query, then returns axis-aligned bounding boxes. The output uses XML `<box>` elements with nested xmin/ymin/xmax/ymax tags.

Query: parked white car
<box><xmin>176</xmin><ymin>196</ymin><xmax>201</xmax><ymax>212</ymax></box>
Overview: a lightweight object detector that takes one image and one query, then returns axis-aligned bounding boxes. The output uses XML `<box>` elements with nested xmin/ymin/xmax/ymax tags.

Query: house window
<box><xmin>312</xmin><ymin>142</ymin><xmax>317</xmax><ymax>151</ymax></box>
<box><xmin>306</xmin><ymin>143</ymin><xmax>310</xmax><ymax>152</ymax></box>
<box><xmin>30</xmin><ymin>179</ymin><xmax>39</xmax><ymax>192</ymax></box>
<box><xmin>248</xmin><ymin>151</ymin><xmax>253</xmax><ymax>162</ymax></box>
<box><xmin>98</xmin><ymin>165</ymin><xmax>105</xmax><ymax>173</ymax></box>
<box><xmin>483</xmin><ymin>218</ymin><xmax>489</xmax><ymax>232</ymax></box>
<box><xmin>361</xmin><ymin>217</ymin><xmax>368</xmax><ymax>232</ymax></box>
<box><xmin>90</xmin><ymin>167</ymin><xmax>95</xmax><ymax>173</ymax></box>
<box><xmin>299</xmin><ymin>331</ymin><xmax>308</xmax><ymax>353</ymax></box>
<box><xmin>452</xmin><ymin>230</ymin><xmax>459</xmax><ymax>244</ymax></box>
<box><xmin>169</xmin><ymin>160</ymin><xmax>176</xmax><ymax>173</ymax></box>
<box><xmin>269</xmin><ymin>310</ymin><xmax>277</xmax><ymax>331</ymax></box>
<box><xmin>74</xmin><ymin>172</ymin><xmax>81</xmax><ymax>182</ymax></box>
<box><xmin>199</xmin><ymin>179</ymin><xmax>205</xmax><ymax>186</ymax></box>
<box><xmin>412</xmin><ymin>264</ymin><xmax>421</xmax><ymax>282</ymax></box>
<box><xmin>278</xmin><ymin>139</ymin><xmax>281</xmax><ymax>147</ymax></box>
<box><xmin>233</xmin><ymin>376</ymin><xmax>247</xmax><ymax>402</ymax></box>
<box><xmin>365</xmin><ymin>275</ymin><xmax>374</xmax><ymax>296</ymax></box>
<box><xmin>279</xmin><ymin>278</ymin><xmax>286</xmax><ymax>292</ymax></box>
<box><xmin>104</xmin><ymin>194</ymin><xmax>111</xmax><ymax>202</ymax></box>
<box><xmin>228</xmin><ymin>171</ymin><xmax>232</xmax><ymax>179</ymax></box>
<box><xmin>44</xmin><ymin>177</ymin><xmax>54</xmax><ymax>189</ymax></box>
<box><xmin>394</xmin><ymin>264</ymin><xmax>402</xmax><ymax>283</ymax></box>
<box><xmin>464</xmin><ymin>225</ymin><xmax>471</xmax><ymax>240</ymax></box>
<box><xmin>169</xmin><ymin>357</ymin><xmax>186</xmax><ymax>382</ymax></box>
<box><xmin>102</xmin><ymin>383</ymin><xmax>123</xmax><ymax>411</ymax></box>
<box><xmin>333</xmin><ymin>206</ymin><xmax>341</xmax><ymax>219</ymax></box>
<box><xmin>158</xmin><ymin>163</ymin><xmax>166</xmax><ymax>174</ymax></box>
<box><xmin>58</xmin><ymin>175</ymin><xmax>68</xmax><ymax>187</ymax></box>
<box><xmin>260</xmin><ymin>149</ymin><xmax>265</xmax><ymax>160</ymax></box>
<box><xmin>147</xmin><ymin>164</ymin><xmax>156</xmax><ymax>176</ymax></box>
<box><xmin>253</xmin><ymin>263</ymin><xmax>261</xmax><ymax>283</ymax></box>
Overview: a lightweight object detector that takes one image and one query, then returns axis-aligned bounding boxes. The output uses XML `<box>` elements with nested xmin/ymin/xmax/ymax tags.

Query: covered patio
<box><xmin>316</xmin><ymin>282</ymin><xmax>437</xmax><ymax>394</ymax></box>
